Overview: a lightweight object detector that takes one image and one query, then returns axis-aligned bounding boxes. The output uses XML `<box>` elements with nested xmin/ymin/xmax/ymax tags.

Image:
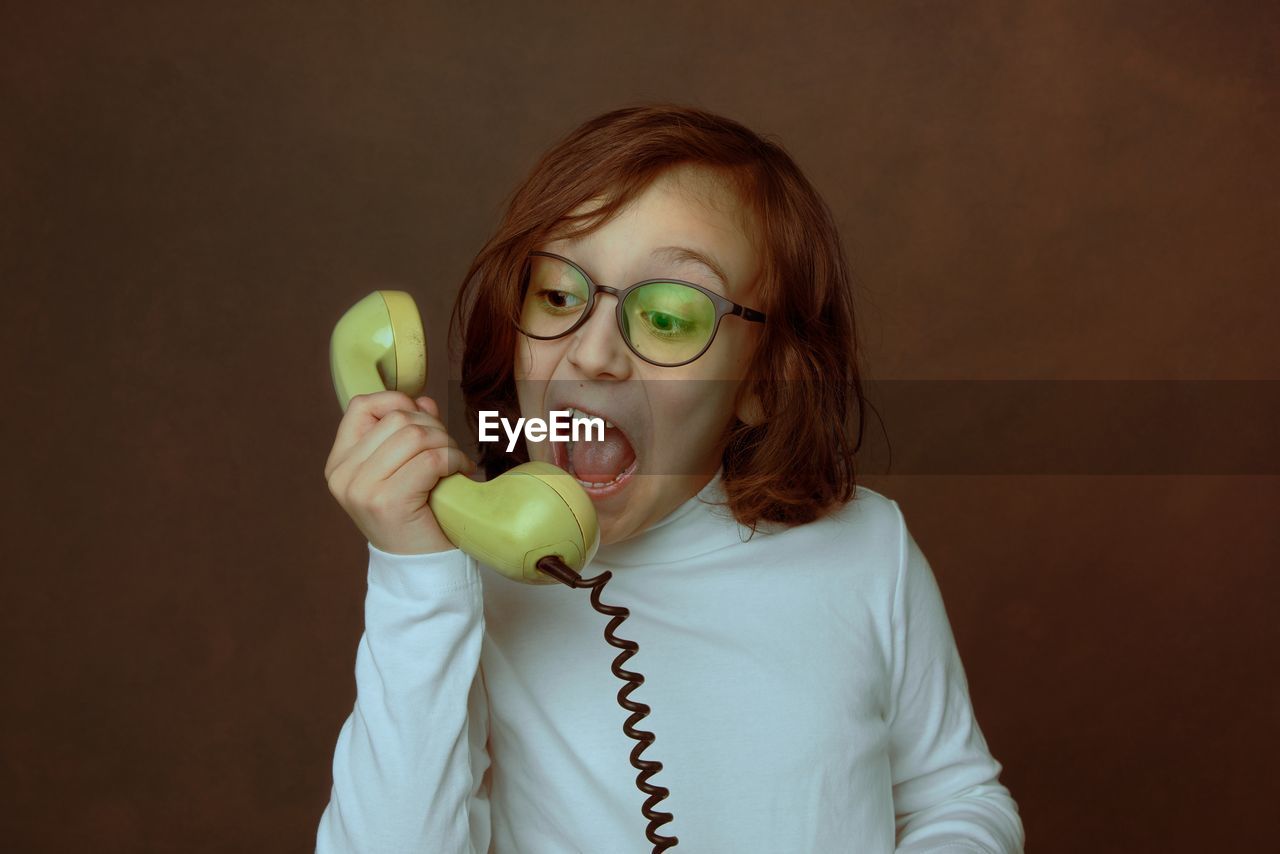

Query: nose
<box><xmin>566</xmin><ymin>294</ymin><xmax>633</xmax><ymax>379</ymax></box>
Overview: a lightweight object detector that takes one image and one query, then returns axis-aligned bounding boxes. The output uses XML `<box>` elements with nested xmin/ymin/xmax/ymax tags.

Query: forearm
<box><xmin>317</xmin><ymin>544</ymin><xmax>488</xmax><ymax>854</ymax></box>
<box><xmin>895</xmin><ymin>778</ymin><xmax>1024</xmax><ymax>853</ymax></box>
<box><xmin>888</xmin><ymin>503</ymin><xmax>1025</xmax><ymax>853</ymax></box>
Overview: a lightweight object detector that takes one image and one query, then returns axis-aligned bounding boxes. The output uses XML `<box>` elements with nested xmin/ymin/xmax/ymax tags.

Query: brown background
<box><xmin>3</xmin><ymin>1</ymin><xmax>1277</xmax><ymax>851</ymax></box>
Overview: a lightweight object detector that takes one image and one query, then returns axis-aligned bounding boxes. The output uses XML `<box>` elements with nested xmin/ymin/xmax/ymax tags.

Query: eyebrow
<box><xmin>650</xmin><ymin>245</ymin><xmax>729</xmax><ymax>290</ymax></box>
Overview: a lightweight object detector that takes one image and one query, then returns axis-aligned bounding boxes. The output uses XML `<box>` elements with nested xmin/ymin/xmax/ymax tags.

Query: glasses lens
<box><xmin>520</xmin><ymin>255</ymin><xmax>590</xmax><ymax>337</ymax></box>
<box><xmin>621</xmin><ymin>282</ymin><xmax>717</xmax><ymax>365</ymax></box>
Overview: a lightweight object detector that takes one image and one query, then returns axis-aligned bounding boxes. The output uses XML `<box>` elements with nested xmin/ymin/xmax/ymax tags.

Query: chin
<box><xmin>598</xmin><ymin>516</ymin><xmax>643</xmax><ymax>546</ymax></box>
<box><xmin>592</xmin><ymin>496</ymin><xmax>643</xmax><ymax>545</ymax></box>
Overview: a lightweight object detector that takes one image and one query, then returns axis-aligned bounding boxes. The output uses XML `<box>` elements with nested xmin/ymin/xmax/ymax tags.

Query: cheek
<box><xmin>515</xmin><ymin>336</ymin><xmax>577</xmax><ymax>379</ymax></box>
<box><xmin>719</xmin><ymin>327</ymin><xmax>759</xmax><ymax>380</ymax></box>
<box><xmin>694</xmin><ymin>323</ymin><xmax>759</xmax><ymax>382</ymax></box>
<box><xmin>650</xmin><ymin>385</ymin><xmax>739</xmax><ymax>456</ymax></box>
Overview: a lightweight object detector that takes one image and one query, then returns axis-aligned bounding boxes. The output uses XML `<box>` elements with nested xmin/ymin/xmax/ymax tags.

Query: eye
<box><xmin>640</xmin><ymin>309</ymin><xmax>696</xmax><ymax>337</ymax></box>
<box><xmin>536</xmin><ymin>288</ymin><xmax>586</xmax><ymax>313</ymax></box>
<box><xmin>624</xmin><ymin>282</ymin><xmax>715</xmax><ymax>342</ymax></box>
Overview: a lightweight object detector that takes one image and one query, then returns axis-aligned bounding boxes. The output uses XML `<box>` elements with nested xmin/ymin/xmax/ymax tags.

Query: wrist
<box><xmin>367</xmin><ymin>542</ymin><xmax>477</xmax><ymax>598</ymax></box>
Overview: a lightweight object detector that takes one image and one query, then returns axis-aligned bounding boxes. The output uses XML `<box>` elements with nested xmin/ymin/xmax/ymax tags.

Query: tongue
<box><xmin>570</xmin><ymin>426</ymin><xmax>636</xmax><ymax>483</ymax></box>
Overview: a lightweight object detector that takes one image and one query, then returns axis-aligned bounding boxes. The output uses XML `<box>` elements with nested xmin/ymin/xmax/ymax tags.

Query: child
<box><xmin>318</xmin><ymin>104</ymin><xmax>1024</xmax><ymax>853</ymax></box>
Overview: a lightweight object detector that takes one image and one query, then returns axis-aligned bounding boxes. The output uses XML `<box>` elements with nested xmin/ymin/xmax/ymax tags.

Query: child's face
<box><xmin>514</xmin><ymin>163</ymin><xmax>764</xmax><ymax>545</ymax></box>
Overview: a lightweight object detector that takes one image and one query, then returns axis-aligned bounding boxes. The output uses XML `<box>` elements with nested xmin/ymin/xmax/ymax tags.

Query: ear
<box><xmin>735</xmin><ymin>386</ymin><xmax>765</xmax><ymax>426</ymax></box>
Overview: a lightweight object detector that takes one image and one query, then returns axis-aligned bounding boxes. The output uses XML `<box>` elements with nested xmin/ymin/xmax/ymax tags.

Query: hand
<box><xmin>324</xmin><ymin>391</ymin><xmax>476</xmax><ymax>555</ymax></box>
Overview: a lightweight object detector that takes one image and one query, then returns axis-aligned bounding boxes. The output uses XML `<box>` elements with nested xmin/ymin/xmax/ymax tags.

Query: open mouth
<box><xmin>552</xmin><ymin>406</ymin><xmax>638</xmax><ymax>497</ymax></box>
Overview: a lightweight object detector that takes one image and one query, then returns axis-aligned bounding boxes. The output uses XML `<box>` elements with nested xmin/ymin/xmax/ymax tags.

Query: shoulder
<box><xmin>789</xmin><ymin>483</ymin><xmax>902</xmax><ymax>550</ymax></box>
<box><xmin>748</xmin><ymin>484</ymin><xmax>905</xmax><ymax>579</ymax></box>
<box><xmin>829</xmin><ymin>483</ymin><xmax>903</xmax><ymax>538</ymax></box>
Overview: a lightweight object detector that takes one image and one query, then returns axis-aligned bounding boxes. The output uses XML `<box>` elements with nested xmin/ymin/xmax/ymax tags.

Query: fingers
<box><xmin>330</xmin><ymin>420</ymin><xmax>464</xmax><ymax>498</ymax></box>
<box><xmin>339</xmin><ymin>422</ymin><xmax>475</xmax><ymax>515</ymax></box>
<box><xmin>326</xmin><ymin>392</ymin><xmax>452</xmax><ymax>481</ymax></box>
<box><xmin>362</xmin><ymin>443</ymin><xmax>478</xmax><ymax>517</ymax></box>
<box><xmin>331</xmin><ymin>391</ymin><xmax>420</xmax><ymax>465</ymax></box>
<box><xmin>323</xmin><ymin>390</ymin><xmax>477</xmax><ymax>556</ymax></box>
<box><xmin>416</xmin><ymin>396</ymin><xmax>440</xmax><ymax>419</ymax></box>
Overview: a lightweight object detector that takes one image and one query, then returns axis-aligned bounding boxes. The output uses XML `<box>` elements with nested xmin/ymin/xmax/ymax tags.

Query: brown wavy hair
<box><xmin>451</xmin><ymin>103</ymin><xmax>870</xmax><ymax>529</ymax></box>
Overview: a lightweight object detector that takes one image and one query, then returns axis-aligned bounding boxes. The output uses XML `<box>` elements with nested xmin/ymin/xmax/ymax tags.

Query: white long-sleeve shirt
<box><xmin>317</xmin><ymin>476</ymin><xmax>1024</xmax><ymax>853</ymax></box>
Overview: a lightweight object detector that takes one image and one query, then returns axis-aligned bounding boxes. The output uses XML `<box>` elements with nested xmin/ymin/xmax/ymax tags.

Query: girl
<box><xmin>318</xmin><ymin>104</ymin><xmax>1024</xmax><ymax>853</ymax></box>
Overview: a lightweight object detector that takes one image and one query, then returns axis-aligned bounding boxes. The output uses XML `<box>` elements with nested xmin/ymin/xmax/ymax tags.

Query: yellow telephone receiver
<box><xmin>330</xmin><ymin>291</ymin><xmax>600</xmax><ymax>583</ymax></box>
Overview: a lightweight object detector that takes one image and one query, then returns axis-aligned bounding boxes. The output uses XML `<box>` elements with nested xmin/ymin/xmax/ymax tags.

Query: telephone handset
<box><xmin>329</xmin><ymin>290</ymin><xmax>599</xmax><ymax>583</ymax></box>
<box><xmin>329</xmin><ymin>290</ymin><xmax>679</xmax><ymax>853</ymax></box>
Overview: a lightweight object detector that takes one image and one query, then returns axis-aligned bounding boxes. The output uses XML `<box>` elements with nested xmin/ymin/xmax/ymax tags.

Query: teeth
<box><xmin>565</xmin><ymin>407</ymin><xmax>612</xmax><ymax>431</ymax></box>
<box><xmin>575</xmin><ymin>472</ymin><xmax>627</xmax><ymax>489</ymax></box>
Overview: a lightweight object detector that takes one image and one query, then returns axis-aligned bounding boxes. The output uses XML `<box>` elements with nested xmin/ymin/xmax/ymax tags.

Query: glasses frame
<box><xmin>518</xmin><ymin>250</ymin><xmax>767</xmax><ymax>368</ymax></box>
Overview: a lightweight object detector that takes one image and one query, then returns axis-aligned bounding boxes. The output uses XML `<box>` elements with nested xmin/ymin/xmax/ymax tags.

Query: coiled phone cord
<box><xmin>537</xmin><ymin>555</ymin><xmax>679</xmax><ymax>853</ymax></box>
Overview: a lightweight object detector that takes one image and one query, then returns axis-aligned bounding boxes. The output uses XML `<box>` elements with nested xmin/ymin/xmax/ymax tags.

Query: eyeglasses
<box><xmin>517</xmin><ymin>251</ymin><xmax>767</xmax><ymax>367</ymax></box>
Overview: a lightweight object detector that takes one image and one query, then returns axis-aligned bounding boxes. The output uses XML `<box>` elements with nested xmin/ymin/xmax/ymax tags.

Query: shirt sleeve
<box><xmin>886</xmin><ymin>501</ymin><xmax>1025</xmax><ymax>854</ymax></box>
<box><xmin>316</xmin><ymin>543</ymin><xmax>493</xmax><ymax>854</ymax></box>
